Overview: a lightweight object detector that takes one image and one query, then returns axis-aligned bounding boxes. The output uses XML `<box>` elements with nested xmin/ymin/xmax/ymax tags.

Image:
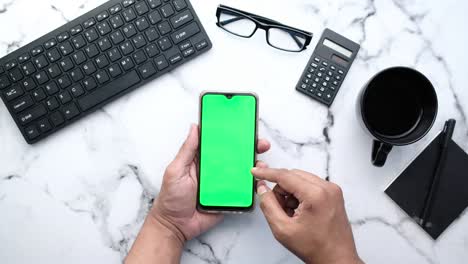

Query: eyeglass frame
<box><xmin>215</xmin><ymin>5</ymin><xmax>313</xmax><ymax>52</ymax></box>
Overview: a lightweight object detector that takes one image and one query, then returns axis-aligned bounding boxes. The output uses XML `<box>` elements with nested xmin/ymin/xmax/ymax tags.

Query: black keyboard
<box><xmin>0</xmin><ymin>0</ymin><xmax>211</xmax><ymax>144</ymax></box>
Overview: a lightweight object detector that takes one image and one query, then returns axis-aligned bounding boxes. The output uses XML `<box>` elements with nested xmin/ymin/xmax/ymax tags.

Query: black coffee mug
<box><xmin>358</xmin><ymin>67</ymin><xmax>438</xmax><ymax>167</ymax></box>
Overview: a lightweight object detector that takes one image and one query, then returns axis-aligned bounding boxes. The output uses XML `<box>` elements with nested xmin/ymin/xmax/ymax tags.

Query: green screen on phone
<box><xmin>199</xmin><ymin>93</ymin><xmax>257</xmax><ymax>208</ymax></box>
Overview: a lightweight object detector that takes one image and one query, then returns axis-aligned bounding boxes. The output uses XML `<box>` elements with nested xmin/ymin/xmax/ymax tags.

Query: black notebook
<box><xmin>385</xmin><ymin>131</ymin><xmax>468</xmax><ymax>239</ymax></box>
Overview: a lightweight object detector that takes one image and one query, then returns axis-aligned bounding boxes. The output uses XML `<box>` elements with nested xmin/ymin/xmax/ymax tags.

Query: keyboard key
<box><xmin>173</xmin><ymin>0</ymin><xmax>187</xmax><ymax>11</ymax></box>
<box><xmin>145</xmin><ymin>28</ymin><xmax>159</xmax><ymax>42</ymax></box>
<box><xmin>18</xmin><ymin>53</ymin><xmax>31</xmax><ymax>63</ymax></box>
<box><xmin>110</xmin><ymin>15</ymin><xmax>124</xmax><ymax>29</ymax></box>
<box><xmin>169</xmin><ymin>53</ymin><xmax>182</xmax><ymax>64</ymax></box>
<box><xmin>109</xmin><ymin>4</ymin><xmax>122</xmax><ymax>14</ymax></box>
<box><xmin>138</xmin><ymin>62</ymin><xmax>157</xmax><ymax>79</ymax></box>
<box><xmin>70</xmin><ymin>84</ymin><xmax>85</xmax><ymax>98</ymax></box>
<box><xmin>148</xmin><ymin>0</ymin><xmax>162</xmax><ymax>9</ymax></box>
<box><xmin>171</xmin><ymin>22</ymin><xmax>200</xmax><ymax>44</ymax></box>
<box><xmin>59</xmin><ymin>57</ymin><xmax>74</xmax><ymax>72</ymax></box>
<box><xmin>148</xmin><ymin>11</ymin><xmax>162</xmax><ymax>24</ymax></box>
<box><xmin>120</xmin><ymin>41</ymin><xmax>134</xmax><ymax>55</ymax></box>
<box><xmin>0</xmin><ymin>75</ymin><xmax>10</xmax><ymax>89</ymax></box>
<box><xmin>160</xmin><ymin>4</ymin><xmax>174</xmax><ymax>18</ymax></box>
<box><xmin>12</xmin><ymin>95</ymin><xmax>34</xmax><ymax>113</ymax></box>
<box><xmin>21</xmin><ymin>78</ymin><xmax>36</xmax><ymax>91</ymax></box>
<box><xmin>146</xmin><ymin>43</ymin><xmax>160</xmax><ymax>57</ymax></box>
<box><xmin>135</xmin><ymin>2</ymin><xmax>149</xmax><ymax>15</ymax></box>
<box><xmin>84</xmin><ymin>18</ymin><xmax>96</xmax><ymax>28</ymax></box>
<box><xmin>85</xmin><ymin>44</ymin><xmax>100</xmax><ymax>58</ymax></box>
<box><xmin>98</xmin><ymin>21</ymin><xmax>112</xmax><ymax>35</ymax></box>
<box><xmin>31</xmin><ymin>47</ymin><xmax>44</xmax><ymax>57</ymax></box>
<box><xmin>32</xmin><ymin>88</ymin><xmax>46</xmax><ymax>101</ymax></box>
<box><xmin>62</xmin><ymin>103</ymin><xmax>80</xmax><ymax>120</ymax></box>
<box><xmin>98</xmin><ymin>37</ymin><xmax>112</xmax><ymax>51</ymax></box>
<box><xmin>46</xmin><ymin>48</ymin><xmax>61</xmax><ymax>63</ymax></box>
<box><xmin>108</xmin><ymin>64</ymin><xmax>122</xmax><ymax>78</ymax></box>
<box><xmin>47</xmin><ymin>65</ymin><xmax>62</xmax><ymax>78</ymax></box>
<box><xmin>59</xmin><ymin>41</ymin><xmax>74</xmax><ymax>56</ymax></box>
<box><xmin>25</xmin><ymin>125</ymin><xmax>40</xmax><ymax>140</ymax></box>
<box><xmin>9</xmin><ymin>68</ymin><xmax>24</xmax><ymax>82</ymax></box>
<box><xmin>4</xmin><ymin>86</ymin><xmax>23</xmax><ymax>101</ymax></box>
<box><xmin>70</xmin><ymin>25</ymin><xmax>83</xmax><ymax>35</ymax></box>
<box><xmin>123</xmin><ymin>0</ymin><xmax>136</xmax><ymax>8</ymax></box>
<box><xmin>57</xmin><ymin>32</ymin><xmax>70</xmax><ymax>42</ymax></box>
<box><xmin>83</xmin><ymin>61</ymin><xmax>97</xmax><ymax>75</ymax></box>
<box><xmin>95</xmin><ymin>70</ymin><xmax>110</xmax><ymax>84</ymax></box>
<box><xmin>50</xmin><ymin>111</ymin><xmax>65</xmax><ymax>126</ymax></box>
<box><xmin>132</xmin><ymin>34</ymin><xmax>147</xmax><ymax>49</ymax></box>
<box><xmin>70</xmin><ymin>68</ymin><xmax>84</xmax><ymax>82</ymax></box>
<box><xmin>95</xmin><ymin>54</ymin><xmax>110</xmax><ymax>68</ymax></box>
<box><xmin>78</xmin><ymin>70</ymin><xmax>140</xmax><ymax>111</ymax></box>
<box><xmin>97</xmin><ymin>11</ymin><xmax>109</xmax><ymax>21</ymax></box>
<box><xmin>46</xmin><ymin>97</ymin><xmax>60</xmax><ymax>110</ymax></box>
<box><xmin>58</xmin><ymin>90</ymin><xmax>72</xmax><ymax>104</ymax></box>
<box><xmin>157</xmin><ymin>21</ymin><xmax>172</xmax><ymax>35</ymax></box>
<box><xmin>136</xmin><ymin>17</ymin><xmax>150</xmax><ymax>31</ymax></box>
<box><xmin>123</xmin><ymin>8</ymin><xmax>137</xmax><ymax>22</ymax></box>
<box><xmin>72</xmin><ymin>51</ymin><xmax>87</xmax><ymax>65</ymax></box>
<box><xmin>57</xmin><ymin>75</ymin><xmax>72</xmax><ymax>88</ymax></box>
<box><xmin>34</xmin><ymin>71</ymin><xmax>49</xmax><ymax>84</ymax></box>
<box><xmin>158</xmin><ymin>37</ymin><xmax>172</xmax><ymax>51</ymax></box>
<box><xmin>170</xmin><ymin>9</ymin><xmax>193</xmax><ymax>29</ymax></box>
<box><xmin>83</xmin><ymin>77</ymin><xmax>97</xmax><ymax>90</ymax></box>
<box><xmin>34</xmin><ymin>55</ymin><xmax>49</xmax><ymax>69</ymax></box>
<box><xmin>154</xmin><ymin>55</ymin><xmax>168</xmax><ymax>70</ymax></box>
<box><xmin>123</xmin><ymin>24</ymin><xmax>137</xmax><ymax>38</ymax></box>
<box><xmin>120</xmin><ymin>57</ymin><xmax>134</xmax><ymax>71</ymax></box>
<box><xmin>37</xmin><ymin>118</ymin><xmax>52</xmax><ymax>133</ymax></box>
<box><xmin>45</xmin><ymin>81</ymin><xmax>59</xmax><ymax>95</ymax></box>
<box><xmin>18</xmin><ymin>104</ymin><xmax>46</xmax><ymax>125</ymax></box>
<box><xmin>72</xmin><ymin>35</ymin><xmax>87</xmax><ymax>49</ymax></box>
<box><xmin>85</xmin><ymin>29</ymin><xmax>99</xmax><ymax>42</ymax></box>
<box><xmin>182</xmin><ymin>47</ymin><xmax>195</xmax><ymax>57</ymax></box>
<box><xmin>108</xmin><ymin>48</ymin><xmax>122</xmax><ymax>62</ymax></box>
<box><xmin>133</xmin><ymin>50</ymin><xmax>147</xmax><ymax>64</ymax></box>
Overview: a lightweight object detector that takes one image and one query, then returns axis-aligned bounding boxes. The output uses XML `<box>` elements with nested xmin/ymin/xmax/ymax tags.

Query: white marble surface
<box><xmin>1</xmin><ymin>0</ymin><xmax>468</xmax><ymax>263</ymax></box>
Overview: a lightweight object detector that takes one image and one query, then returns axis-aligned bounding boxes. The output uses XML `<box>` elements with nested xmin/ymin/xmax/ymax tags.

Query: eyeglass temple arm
<box><xmin>219</xmin><ymin>16</ymin><xmax>304</xmax><ymax>48</ymax></box>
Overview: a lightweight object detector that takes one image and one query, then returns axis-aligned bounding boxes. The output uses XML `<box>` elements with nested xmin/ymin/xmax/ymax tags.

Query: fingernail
<box><xmin>257</xmin><ymin>185</ymin><xmax>268</xmax><ymax>195</ymax></box>
<box><xmin>251</xmin><ymin>167</ymin><xmax>259</xmax><ymax>173</ymax></box>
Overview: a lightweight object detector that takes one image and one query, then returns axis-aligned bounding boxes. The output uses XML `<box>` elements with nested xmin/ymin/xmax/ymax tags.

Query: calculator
<box><xmin>296</xmin><ymin>28</ymin><xmax>360</xmax><ymax>106</ymax></box>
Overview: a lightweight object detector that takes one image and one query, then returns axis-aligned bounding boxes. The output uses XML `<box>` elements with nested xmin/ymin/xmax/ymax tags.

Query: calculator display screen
<box><xmin>323</xmin><ymin>39</ymin><xmax>353</xmax><ymax>58</ymax></box>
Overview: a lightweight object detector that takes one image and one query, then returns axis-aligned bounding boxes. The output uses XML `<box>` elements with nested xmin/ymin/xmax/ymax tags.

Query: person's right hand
<box><xmin>252</xmin><ymin>168</ymin><xmax>363</xmax><ymax>264</ymax></box>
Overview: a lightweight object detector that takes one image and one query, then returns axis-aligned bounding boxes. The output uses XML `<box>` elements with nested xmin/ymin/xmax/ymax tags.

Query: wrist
<box><xmin>147</xmin><ymin>211</ymin><xmax>186</xmax><ymax>248</ymax></box>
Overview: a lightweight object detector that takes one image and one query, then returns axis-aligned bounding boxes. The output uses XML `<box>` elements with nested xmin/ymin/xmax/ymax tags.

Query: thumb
<box><xmin>174</xmin><ymin>124</ymin><xmax>199</xmax><ymax>166</ymax></box>
<box><xmin>258</xmin><ymin>184</ymin><xmax>289</xmax><ymax>230</ymax></box>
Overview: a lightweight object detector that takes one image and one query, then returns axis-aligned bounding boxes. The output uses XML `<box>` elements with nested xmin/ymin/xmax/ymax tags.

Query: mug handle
<box><xmin>372</xmin><ymin>140</ymin><xmax>393</xmax><ymax>167</ymax></box>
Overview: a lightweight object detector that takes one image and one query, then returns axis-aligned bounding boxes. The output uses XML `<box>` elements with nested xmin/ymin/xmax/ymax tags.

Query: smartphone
<box><xmin>197</xmin><ymin>92</ymin><xmax>258</xmax><ymax>213</ymax></box>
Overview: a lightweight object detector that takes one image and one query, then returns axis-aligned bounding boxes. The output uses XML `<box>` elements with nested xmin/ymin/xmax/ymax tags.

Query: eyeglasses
<box><xmin>216</xmin><ymin>5</ymin><xmax>313</xmax><ymax>52</ymax></box>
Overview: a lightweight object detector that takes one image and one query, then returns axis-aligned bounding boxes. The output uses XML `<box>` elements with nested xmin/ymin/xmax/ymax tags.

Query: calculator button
<box><xmin>317</xmin><ymin>72</ymin><xmax>322</xmax><ymax>77</ymax></box>
<box><xmin>308</xmin><ymin>67</ymin><xmax>315</xmax><ymax>73</ymax></box>
<box><xmin>316</xmin><ymin>92</ymin><xmax>323</xmax><ymax>97</ymax></box>
<box><xmin>330</xmin><ymin>86</ymin><xmax>336</xmax><ymax>90</ymax></box>
<box><xmin>303</xmin><ymin>78</ymin><xmax>310</xmax><ymax>84</ymax></box>
<box><xmin>325</xmin><ymin>76</ymin><xmax>330</xmax><ymax>81</ymax></box>
<box><xmin>311</xmin><ymin>63</ymin><xmax>318</xmax><ymax>68</ymax></box>
<box><xmin>306</xmin><ymin>73</ymin><xmax>312</xmax><ymax>79</ymax></box>
<box><xmin>327</xmin><ymin>71</ymin><xmax>333</xmax><ymax>76</ymax></box>
<box><xmin>322</xmin><ymin>82</ymin><xmax>327</xmax><ymax>87</ymax></box>
<box><xmin>333</xmin><ymin>80</ymin><xmax>339</xmax><ymax>86</ymax></box>
<box><xmin>314</xmin><ymin>78</ymin><xmax>320</xmax><ymax>82</ymax></box>
<box><xmin>322</xmin><ymin>61</ymin><xmax>328</xmax><ymax>67</ymax></box>
<box><xmin>319</xmin><ymin>67</ymin><xmax>325</xmax><ymax>72</ymax></box>
<box><xmin>319</xmin><ymin>87</ymin><xmax>326</xmax><ymax>92</ymax></box>
<box><xmin>311</xmin><ymin>83</ymin><xmax>317</xmax><ymax>88</ymax></box>
<box><xmin>335</xmin><ymin>75</ymin><xmax>342</xmax><ymax>80</ymax></box>
<box><xmin>314</xmin><ymin>57</ymin><xmax>320</xmax><ymax>63</ymax></box>
<box><xmin>330</xmin><ymin>65</ymin><xmax>336</xmax><ymax>71</ymax></box>
<box><xmin>300</xmin><ymin>83</ymin><xmax>308</xmax><ymax>89</ymax></box>
<box><xmin>338</xmin><ymin>69</ymin><xmax>344</xmax><ymax>75</ymax></box>
<box><xmin>324</xmin><ymin>93</ymin><xmax>333</xmax><ymax>102</ymax></box>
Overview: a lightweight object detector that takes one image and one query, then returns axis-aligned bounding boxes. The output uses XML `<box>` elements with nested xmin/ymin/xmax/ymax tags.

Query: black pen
<box><xmin>420</xmin><ymin>119</ymin><xmax>457</xmax><ymax>227</ymax></box>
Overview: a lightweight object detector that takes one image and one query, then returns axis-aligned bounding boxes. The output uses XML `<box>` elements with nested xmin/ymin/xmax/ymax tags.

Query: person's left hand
<box><xmin>150</xmin><ymin>124</ymin><xmax>271</xmax><ymax>244</ymax></box>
